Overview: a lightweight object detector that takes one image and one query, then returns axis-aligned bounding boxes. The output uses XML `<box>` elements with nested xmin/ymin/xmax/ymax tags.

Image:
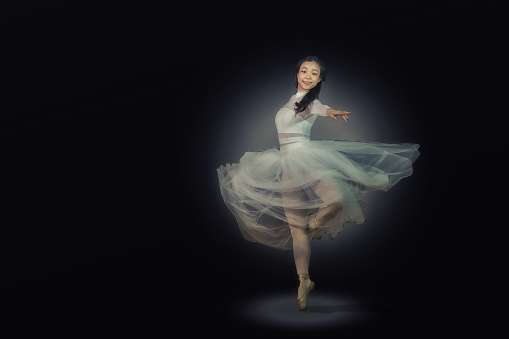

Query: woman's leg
<box><xmin>282</xmin><ymin>171</ymin><xmax>312</xmax><ymax>298</ymax></box>
<box><xmin>289</xmin><ymin>225</ymin><xmax>312</xmax><ymax>298</ymax></box>
<box><xmin>289</xmin><ymin>225</ymin><xmax>311</xmax><ymax>276</ymax></box>
<box><xmin>310</xmin><ymin>179</ymin><xmax>343</xmax><ymax>226</ymax></box>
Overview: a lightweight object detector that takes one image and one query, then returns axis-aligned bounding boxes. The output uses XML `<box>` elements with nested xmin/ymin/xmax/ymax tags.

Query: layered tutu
<box><xmin>217</xmin><ymin>139</ymin><xmax>420</xmax><ymax>250</ymax></box>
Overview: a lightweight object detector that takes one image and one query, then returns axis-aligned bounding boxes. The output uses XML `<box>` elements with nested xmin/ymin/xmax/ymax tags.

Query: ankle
<box><xmin>298</xmin><ymin>273</ymin><xmax>311</xmax><ymax>286</ymax></box>
<box><xmin>298</xmin><ymin>273</ymin><xmax>310</xmax><ymax>280</ymax></box>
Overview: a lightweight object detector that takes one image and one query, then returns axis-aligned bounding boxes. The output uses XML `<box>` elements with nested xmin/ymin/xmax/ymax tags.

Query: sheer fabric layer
<box><xmin>217</xmin><ymin>139</ymin><xmax>420</xmax><ymax>250</ymax></box>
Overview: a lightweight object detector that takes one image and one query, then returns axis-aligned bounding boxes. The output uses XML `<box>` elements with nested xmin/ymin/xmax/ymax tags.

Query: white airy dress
<box><xmin>217</xmin><ymin>92</ymin><xmax>420</xmax><ymax>250</ymax></box>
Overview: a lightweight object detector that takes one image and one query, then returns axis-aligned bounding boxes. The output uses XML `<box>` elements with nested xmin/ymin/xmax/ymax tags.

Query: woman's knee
<box><xmin>289</xmin><ymin>225</ymin><xmax>308</xmax><ymax>238</ymax></box>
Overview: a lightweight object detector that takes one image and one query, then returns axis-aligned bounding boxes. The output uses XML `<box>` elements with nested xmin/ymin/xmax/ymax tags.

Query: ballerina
<box><xmin>217</xmin><ymin>56</ymin><xmax>420</xmax><ymax>311</ymax></box>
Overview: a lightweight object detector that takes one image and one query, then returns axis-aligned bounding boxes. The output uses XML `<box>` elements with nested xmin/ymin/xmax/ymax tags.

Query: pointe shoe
<box><xmin>306</xmin><ymin>213</ymin><xmax>321</xmax><ymax>234</ymax></box>
<box><xmin>307</xmin><ymin>204</ymin><xmax>340</xmax><ymax>233</ymax></box>
<box><xmin>297</xmin><ymin>273</ymin><xmax>315</xmax><ymax>311</ymax></box>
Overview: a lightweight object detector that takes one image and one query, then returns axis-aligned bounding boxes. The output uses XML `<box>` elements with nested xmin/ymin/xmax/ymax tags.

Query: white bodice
<box><xmin>275</xmin><ymin>92</ymin><xmax>330</xmax><ymax>149</ymax></box>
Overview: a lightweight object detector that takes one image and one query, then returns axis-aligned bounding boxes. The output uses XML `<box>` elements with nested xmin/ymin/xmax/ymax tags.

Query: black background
<box><xmin>1</xmin><ymin>0</ymin><xmax>505</xmax><ymax>335</ymax></box>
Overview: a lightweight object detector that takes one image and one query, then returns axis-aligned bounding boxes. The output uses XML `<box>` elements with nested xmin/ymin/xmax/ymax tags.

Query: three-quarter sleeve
<box><xmin>310</xmin><ymin>99</ymin><xmax>330</xmax><ymax>116</ymax></box>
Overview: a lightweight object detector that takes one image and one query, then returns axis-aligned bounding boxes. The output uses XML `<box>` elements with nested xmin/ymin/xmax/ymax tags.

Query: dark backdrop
<box><xmin>1</xmin><ymin>0</ymin><xmax>504</xmax><ymax>335</ymax></box>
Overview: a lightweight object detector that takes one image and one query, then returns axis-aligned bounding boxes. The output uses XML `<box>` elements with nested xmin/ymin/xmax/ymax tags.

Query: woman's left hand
<box><xmin>327</xmin><ymin>108</ymin><xmax>351</xmax><ymax>122</ymax></box>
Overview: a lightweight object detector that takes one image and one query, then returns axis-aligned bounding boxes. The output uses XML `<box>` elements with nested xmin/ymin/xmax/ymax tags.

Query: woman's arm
<box><xmin>310</xmin><ymin>99</ymin><xmax>351</xmax><ymax>122</ymax></box>
<box><xmin>326</xmin><ymin>108</ymin><xmax>351</xmax><ymax>122</ymax></box>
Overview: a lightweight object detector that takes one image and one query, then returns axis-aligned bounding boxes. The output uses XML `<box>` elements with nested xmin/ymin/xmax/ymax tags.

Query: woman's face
<box><xmin>296</xmin><ymin>61</ymin><xmax>321</xmax><ymax>92</ymax></box>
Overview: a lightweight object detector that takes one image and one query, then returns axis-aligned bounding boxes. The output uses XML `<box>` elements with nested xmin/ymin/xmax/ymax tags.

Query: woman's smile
<box><xmin>296</xmin><ymin>61</ymin><xmax>321</xmax><ymax>92</ymax></box>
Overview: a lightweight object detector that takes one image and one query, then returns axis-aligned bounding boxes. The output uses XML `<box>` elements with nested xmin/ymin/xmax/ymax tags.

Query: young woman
<box><xmin>217</xmin><ymin>56</ymin><xmax>420</xmax><ymax>311</ymax></box>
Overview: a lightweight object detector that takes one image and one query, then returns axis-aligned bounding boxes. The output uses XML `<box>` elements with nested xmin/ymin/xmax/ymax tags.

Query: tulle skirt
<box><xmin>217</xmin><ymin>139</ymin><xmax>420</xmax><ymax>250</ymax></box>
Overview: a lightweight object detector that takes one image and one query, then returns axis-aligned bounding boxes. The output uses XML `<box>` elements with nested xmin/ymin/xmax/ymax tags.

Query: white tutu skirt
<box><xmin>217</xmin><ymin>139</ymin><xmax>420</xmax><ymax>250</ymax></box>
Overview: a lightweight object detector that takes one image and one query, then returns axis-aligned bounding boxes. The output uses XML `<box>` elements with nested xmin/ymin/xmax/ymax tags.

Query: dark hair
<box><xmin>293</xmin><ymin>56</ymin><xmax>327</xmax><ymax>114</ymax></box>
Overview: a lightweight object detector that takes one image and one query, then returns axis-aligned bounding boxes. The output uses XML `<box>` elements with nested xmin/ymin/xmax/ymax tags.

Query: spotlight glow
<box><xmin>238</xmin><ymin>292</ymin><xmax>393</xmax><ymax>329</ymax></box>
